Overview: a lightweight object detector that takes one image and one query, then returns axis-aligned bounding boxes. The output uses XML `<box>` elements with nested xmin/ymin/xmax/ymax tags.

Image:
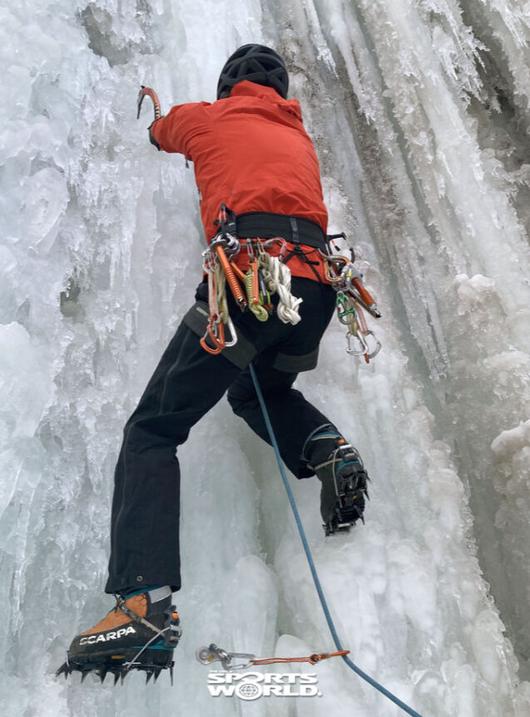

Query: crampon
<box><xmin>56</xmin><ymin>650</ymin><xmax>175</xmax><ymax>685</ymax></box>
<box><xmin>320</xmin><ymin>441</ymin><xmax>369</xmax><ymax>536</ymax></box>
<box><xmin>56</xmin><ymin>591</ymin><xmax>181</xmax><ymax>685</ymax></box>
<box><xmin>324</xmin><ymin>466</ymin><xmax>369</xmax><ymax>536</ymax></box>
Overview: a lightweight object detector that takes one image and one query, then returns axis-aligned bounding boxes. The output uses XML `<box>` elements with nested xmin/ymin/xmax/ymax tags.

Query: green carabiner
<box><xmin>336</xmin><ymin>291</ymin><xmax>357</xmax><ymax>324</ymax></box>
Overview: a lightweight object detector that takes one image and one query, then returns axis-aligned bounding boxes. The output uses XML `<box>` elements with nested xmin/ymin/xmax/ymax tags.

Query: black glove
<box><xmin>148</xmin><ymin>120</ymin><xmax>161</xmax><ymax>150</ymax></box>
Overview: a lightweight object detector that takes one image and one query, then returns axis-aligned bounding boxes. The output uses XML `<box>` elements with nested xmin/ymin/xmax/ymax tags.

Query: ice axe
<box><xmin>137</xmin><ymin>85</ymin><xmax>162</xmax><ymax>121</ymax></box>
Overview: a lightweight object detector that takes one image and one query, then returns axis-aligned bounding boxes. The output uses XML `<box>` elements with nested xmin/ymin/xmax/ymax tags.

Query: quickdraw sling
<box><xmin>196</xmin><ymin>643</ymin><xmax>349</xmax><ymax>671</ymax></box>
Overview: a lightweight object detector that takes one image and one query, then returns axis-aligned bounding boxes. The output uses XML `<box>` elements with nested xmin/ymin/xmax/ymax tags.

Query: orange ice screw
<box><xmin>214</xmin><ymin>244</ymin><xmax>247</xmax><ymax>309</ymax></box>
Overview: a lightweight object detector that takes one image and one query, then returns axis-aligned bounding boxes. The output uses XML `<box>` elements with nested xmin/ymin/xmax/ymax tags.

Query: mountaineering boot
<box><xmin>56</xmin><ymin>586</ymin><xmax>182</xmax><ymax>684</ymax></box>
<box><xmin>304</xmin><ymin>424</ymin><xmax>369</xmax><ymax>536</ymax></box>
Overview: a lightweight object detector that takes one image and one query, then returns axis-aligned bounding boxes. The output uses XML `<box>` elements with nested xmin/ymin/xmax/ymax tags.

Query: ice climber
<box><xmin>58</xmin><ymin>44</ymin><xmax>370</xmax><ymax>682</ymax></box>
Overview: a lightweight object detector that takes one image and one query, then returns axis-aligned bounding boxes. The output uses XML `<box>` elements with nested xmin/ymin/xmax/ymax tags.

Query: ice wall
<box><xmin>275</xmin><ymin>0</ymin><xmax>530</xmax><ymax>685</ymax></box>
<box><xmin>1</xmin><ymin>1</ymin><xmax>530</xmax><ymax>716</ymax></box>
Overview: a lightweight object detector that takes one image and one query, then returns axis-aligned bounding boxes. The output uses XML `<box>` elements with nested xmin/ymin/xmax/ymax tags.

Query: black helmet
<box><xmin>217</xmin><ymin>44</ymin><xmax>289</xmax><ymax>100</ymax></box>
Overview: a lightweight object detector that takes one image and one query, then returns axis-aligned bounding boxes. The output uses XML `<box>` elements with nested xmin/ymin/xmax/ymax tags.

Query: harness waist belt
<box><xmin>235</xmin><ymin>212</ymin><xmax>328</xmax><ymax>251</ymax></box>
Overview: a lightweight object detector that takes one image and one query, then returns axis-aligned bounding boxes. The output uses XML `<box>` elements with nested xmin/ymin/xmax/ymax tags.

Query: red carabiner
<box><xmin>200</xmin><ymin>321</ymin><xmax>225</xmax><ymax>355</ymax></box>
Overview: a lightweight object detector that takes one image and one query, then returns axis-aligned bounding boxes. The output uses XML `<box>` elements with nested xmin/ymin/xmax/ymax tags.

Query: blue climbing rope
<box><xmin>249</xmin><ymin>362</ymin><xmax>423</xmax><ymax>717</ymax></box>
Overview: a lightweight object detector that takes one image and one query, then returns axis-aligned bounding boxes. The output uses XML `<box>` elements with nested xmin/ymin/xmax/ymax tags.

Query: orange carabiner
<box><xmin>200</xmin><ymin>321</ymin><xmax>225</xmax><ymax>355</ymax></box>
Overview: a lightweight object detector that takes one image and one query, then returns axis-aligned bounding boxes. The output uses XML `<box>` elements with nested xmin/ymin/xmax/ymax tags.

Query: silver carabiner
<box><xmin>346</xmin><ymin>329</ymin><xmax>381</xmax><ymax>360</ymax></box>
<box><xmin>222</xmin><ymin>316</ymin><xmax>238</xmax><ymax>348</ymax></box>
<box><xmin>262</xmin><ymin>237</ymin><xmax>286</xmax><ymax>251</ymax></box>
<box><xmin>346</xmin><ymin>330</ymin><xmax>369</xmax><ymax>357</ymax></box>
<box><xmin>363</xmin><ymin>330</ymin><xmax>382</xmax><ymax>360</ymax></box>
<box><xmin>224</xmin><ymin>233</ymin><xmax>240</xmax><ymax>256</ymax></box>
<box><xmin>209</xmin><ymin>232</ymin><xmax>240</xmax><ymax>257</ymax></box>
<box><xmin>196</xmin><ymin>643</ymin><xmax>255</xmax><ymax>671</ymax></box>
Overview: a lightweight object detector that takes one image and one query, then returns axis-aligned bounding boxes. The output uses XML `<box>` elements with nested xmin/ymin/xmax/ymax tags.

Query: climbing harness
<box><xmin>201</xmin><ymin>219</ymin><xmax>381</xmax><ymax>362</ymax></box>
<box><xmin>322</xmin><ymin>236</ymin><xmax>382</xmax><ymax>364</ymax></box>
<box><xmin>245</xmin><ymin>362</ymin><xmax>424</xmax><ymax>717</ymax></box>
<box><xmin>199</xmin><ymin>204</ymin><xmax>303</xmax><ymax>355</ymax></box>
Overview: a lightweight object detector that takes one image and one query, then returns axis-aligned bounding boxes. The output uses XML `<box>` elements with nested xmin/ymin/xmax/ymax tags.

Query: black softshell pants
<box><xmin>106</xmin><ymin>278</ymin><xmax>337</xmax><ymax>593</ymax></box>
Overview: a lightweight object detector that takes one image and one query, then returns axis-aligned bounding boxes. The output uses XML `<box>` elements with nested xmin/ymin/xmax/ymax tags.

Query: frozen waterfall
<box><xmin>1</xmin><ymin>1</ymin><xmax>530</xmax><ymax>715</ymax></box>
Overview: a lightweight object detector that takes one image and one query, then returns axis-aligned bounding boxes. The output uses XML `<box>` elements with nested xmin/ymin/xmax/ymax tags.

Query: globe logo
<box><xmin>236</xmin><ymin>681</ymin><xmax>262</xmax><ymax>701</ymax></box>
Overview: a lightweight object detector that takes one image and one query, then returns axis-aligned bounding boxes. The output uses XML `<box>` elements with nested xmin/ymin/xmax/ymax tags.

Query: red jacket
<box><xmin>150</xmin><ymin>81</ymin><xmax>329</xmax><ymax>282</ymax></box>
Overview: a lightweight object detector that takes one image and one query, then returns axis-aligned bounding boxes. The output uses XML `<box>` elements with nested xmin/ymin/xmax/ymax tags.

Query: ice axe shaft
<box><xmin>137</xmin><ymin>85</ymin><xmax>162</xmax><ymax>121</ymax></box>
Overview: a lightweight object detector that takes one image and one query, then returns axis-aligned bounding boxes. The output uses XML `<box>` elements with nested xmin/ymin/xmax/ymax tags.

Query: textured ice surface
<box><xmin>1</xmin><ymin>1</ymin><xmax>530</xmax><ymax>716</ymax></box>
